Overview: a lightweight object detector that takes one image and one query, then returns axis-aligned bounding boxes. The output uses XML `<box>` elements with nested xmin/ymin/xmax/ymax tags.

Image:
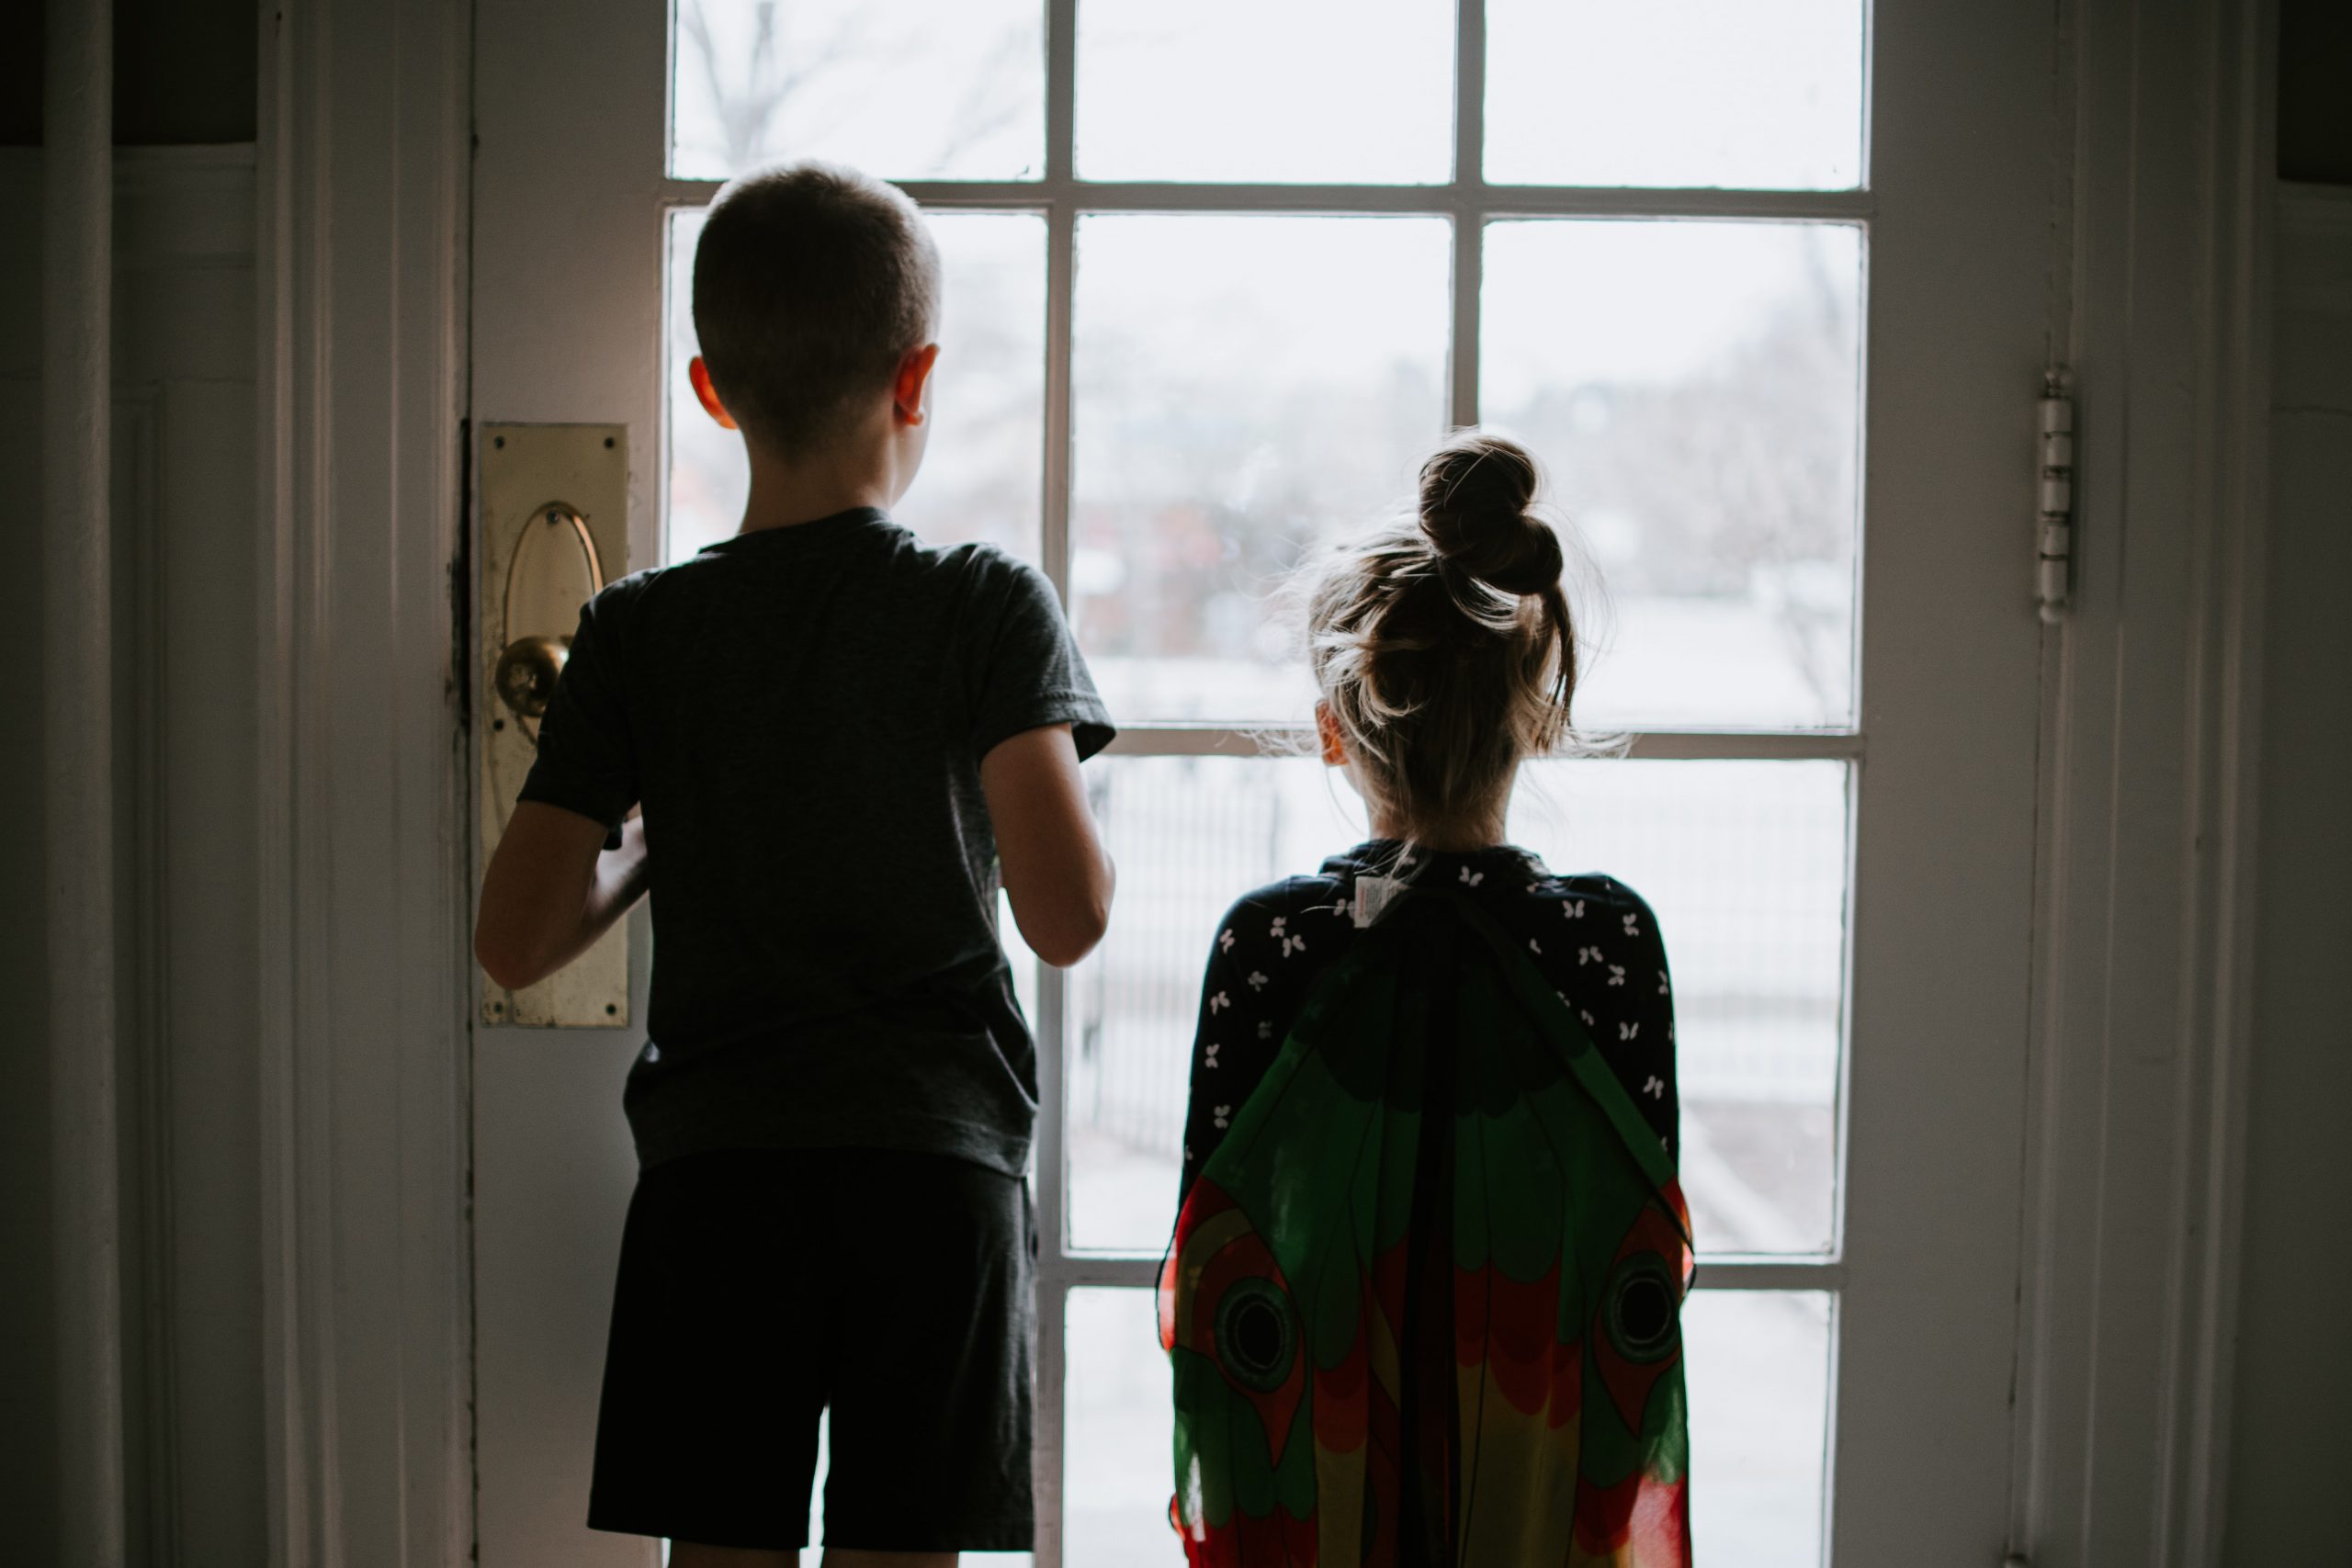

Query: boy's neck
<box><xmin>737</xmin><ymin>419</ymin><xmax>910</xmax><ymax>535</ymax></box>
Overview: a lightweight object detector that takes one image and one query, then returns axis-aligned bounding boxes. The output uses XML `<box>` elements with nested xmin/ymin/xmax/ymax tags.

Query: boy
<box><xmin>475</xmin><ymin>162</ymin><xmax>1116</xmax><ymax>1568</ymax></box>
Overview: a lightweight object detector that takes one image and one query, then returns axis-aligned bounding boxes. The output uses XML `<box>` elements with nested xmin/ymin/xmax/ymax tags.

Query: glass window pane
<box><xmin>672</xmin><ymin>0</ymin><xmax>1043</xmax><ymax>180</ymax></box>
<box><xmin>1067</xmin><ymin>1285</ymin><xmax>1831</xmax><ymax>1565</ymax></box>
<box><xmin>1069</xmin><ymin>756</ymin><xmax>1845</xmax><ymax>1257</ymax></box>
<box><xmin>1486</xmin><ymin>0</ymin><xmax>1865</xmax><ymax>189</ymax></box>
<box><xmin>1511</xmin><ymin>760</ymin><xmax>1847</xmax><ymax>1255</ymax></box>
<box><xmin>666</xmin><ymin>209</ymin><xmax>1046</xmax><ymax>565</ymax></box>
<box><xmin>1482</xmin><ymin>220</ymin><xmax>1864</xmax><ymax>730</ymax></box>
<box><xmin>1076</xmin><ymin>0</ymin><xmax>1453</xmax><ymax>183</ymax></box>
<box><xmin>1682</xmin><ymin>1291</ymin><xmax>1833</xmax><ymax>1563</ymax></box>
<box><xmin>1067</xmin><ymin>757</ymin><xmax>1367</xmax><ymax>1251</ymax></box>
<box><xmin>1066</xmin><ymin>1288</ymin><xmax>1184</xmax><ymax>1564</ymax></box>
<box><xmin>1071</xmin><ymin>216</ymin><xmax>1450</xmax><ymax>724</ymax></box>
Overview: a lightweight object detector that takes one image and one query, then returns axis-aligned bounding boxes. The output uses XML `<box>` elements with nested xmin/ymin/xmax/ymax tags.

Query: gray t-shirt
<box><xmin>517</xmin><ymin>507</ymin><xmax>1114</xmax><ymax>1176</ymax></box>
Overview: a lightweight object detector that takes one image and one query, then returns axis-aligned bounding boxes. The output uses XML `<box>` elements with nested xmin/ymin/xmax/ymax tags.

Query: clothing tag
<box><xmin>1353</xmin><ymin>874</ymin><xmax>1407</xmax><ymax>929</ymax></box>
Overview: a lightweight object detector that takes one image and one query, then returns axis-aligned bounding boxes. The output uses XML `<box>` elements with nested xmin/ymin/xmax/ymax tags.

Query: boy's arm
<box><xmin>980</xmin><ymin>723</ymin><xmax>1114</xmax><ymax>968</ymax></box>
<box><xmin>474</xmin><ymin>803</ymin><xmax>650</xmax><ymax>992</ymax></box>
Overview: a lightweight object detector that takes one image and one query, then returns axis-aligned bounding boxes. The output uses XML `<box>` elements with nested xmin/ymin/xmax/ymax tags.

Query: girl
<box><xmin>1162</xmin><ymin>433</ymin><xmax>1692</xmax><ymax>1566</ymax></box>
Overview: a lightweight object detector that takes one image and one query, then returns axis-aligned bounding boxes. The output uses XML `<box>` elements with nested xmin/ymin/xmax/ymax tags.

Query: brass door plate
<box><xmin>477</xmin><ymin>423</ymin><xmax>630</xmax><ymax>1027</ymax></box>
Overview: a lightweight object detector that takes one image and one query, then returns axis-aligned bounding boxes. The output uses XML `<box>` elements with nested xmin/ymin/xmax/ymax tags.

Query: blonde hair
<box><xmin>1306</xmin><ymin>431</ymin><xmax>1576</xmax><ymax>843</ymax></box>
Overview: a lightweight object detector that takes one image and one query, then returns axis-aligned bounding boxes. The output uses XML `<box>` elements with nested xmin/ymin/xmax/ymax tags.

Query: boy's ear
<box><xmin>1316</xmin><ymin>701</ymin><xmax>1349</xmax><ymax>767</ymax></box>
<box><xmin>687</xmin><ymin>355</ymin><xmax>738</xmax><ymax>431</ymax></box>
<box><xmin>893</xmin><ymin>343</ymin><xmax>942</xmax><ymax>428</ymax></box>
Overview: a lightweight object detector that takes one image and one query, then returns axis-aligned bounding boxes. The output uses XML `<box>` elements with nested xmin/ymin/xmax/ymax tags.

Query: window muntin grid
<box><xmin>1068</xmin><ymin>1285</ymin><xmax>1834</xmax><ymax>1563</ymax></box>
<box><xmin>661</xmin><ymin>2</ymin><xmax>1868</xmax><ymax>1559</ymax></box>
<box><xmin>1066</xmin><ymin>755</ymin><xmax>1849</xmax><ymax>1257</ymax></box>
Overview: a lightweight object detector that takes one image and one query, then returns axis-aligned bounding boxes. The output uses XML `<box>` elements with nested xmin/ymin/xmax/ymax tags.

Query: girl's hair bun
<box><xmin>1306</xmin><ymin>429</ymin><xmax>1581</xmax><ymax>842</ymax></box>
<box><xmin>1415</xmin><ymin>431</ymin><xmax>1562</xmax><ymax>597</ymax></box>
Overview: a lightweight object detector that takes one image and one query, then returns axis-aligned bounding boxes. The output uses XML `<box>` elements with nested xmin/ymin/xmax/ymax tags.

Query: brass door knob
<box><xmin>492</xmin><ymin>634</ymin><xmax>571</xmax><ymax>720</ymax></box>
<box><xmin>492</xmin><ymin>499</ymin><xmax>603</xmax><ymax>734</ymax></box>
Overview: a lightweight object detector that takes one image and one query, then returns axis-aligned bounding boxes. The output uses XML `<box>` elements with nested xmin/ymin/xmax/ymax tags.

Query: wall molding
<box><xmin>44</xmin><ymin>1</ymin><xmax>127</xmax><ymax>1562</ymax></box>
<box><xmin>254</xmin><ymin>2</ymin><xmax>474</xmax><ymax>1565</ymax></box>
<box><xmin>114</xmin><ymin>143</ymin><xmax>268</xmax><ymax>1567</ymax></box>
<box><xmin>114</xmin><ymin>384</ymin><xmax>183</xmax><ymax>1568</ymax></box>
<box><xmin>113</xmin><ymin>152</ymin><xmax>263</xmax><ymax>1566</ymax></box>
<box><xmin>2006</xmin><ymin>0</ymin><xmax>2276</xmax><ymax>1561</ymax></box>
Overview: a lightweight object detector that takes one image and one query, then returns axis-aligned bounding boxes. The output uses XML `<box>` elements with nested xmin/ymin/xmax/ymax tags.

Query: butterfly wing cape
<box><xmin>1159</xmin><ymin>890</ymin><xmax>1694</xmax><ymax>1566</ymax></box>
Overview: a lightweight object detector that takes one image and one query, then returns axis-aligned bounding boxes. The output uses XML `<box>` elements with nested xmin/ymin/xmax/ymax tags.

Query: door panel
<box><xmin>468</xmin><ymin>2</ymin><xmax>2054</xmax><ymax>1562</ymax></box>
<box><xmin>1838</xmin><ymin>0</ymin><xmax>2051</xmax><ymax>1554</ymax></box>
<box><xmin>472</xmin><ymin>2</ymin><xmax>667</xmax><ymax>1563</ymax></box>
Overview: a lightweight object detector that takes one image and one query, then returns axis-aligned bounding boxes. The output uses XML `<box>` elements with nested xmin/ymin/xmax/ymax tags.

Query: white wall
<box><xmin>0</xmin><ymin>144</ymin><xmax>266</xmax><ymax>1568</ymax></box>
<box><xmin>2223</xmin><ymin>184</ymin><xmax>2352</xmax><ymax>1562</ymax></box>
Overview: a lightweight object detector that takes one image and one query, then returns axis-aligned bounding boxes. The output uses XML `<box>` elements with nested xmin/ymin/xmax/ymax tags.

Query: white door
<box><xmin>469</xmin><ymin>2</ymin><xmax>2055</xmax><ymax>1562</ymax></box>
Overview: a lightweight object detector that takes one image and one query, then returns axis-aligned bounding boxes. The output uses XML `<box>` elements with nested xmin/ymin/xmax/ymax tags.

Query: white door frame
<box><xmin>2001</xmin><ymin>0</ymin><xmax>2278</xmax><ymax>1562</ymax></box>
<box><xmin>233</xmin><ymin>1</ymin><xmax>2278</xmax><ymax>1565</ymax></box>
<box><xmin>251</xmin><ymin>1</ymin><xmax>475</xmax><ymax>1564</ymax></box>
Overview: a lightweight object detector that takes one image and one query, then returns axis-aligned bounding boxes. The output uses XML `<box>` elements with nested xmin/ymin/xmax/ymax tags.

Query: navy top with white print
<box><xmin>1178</xmin><ymin>840</ymin><xmax>1679</xmax><ymax>1204</ymax></box>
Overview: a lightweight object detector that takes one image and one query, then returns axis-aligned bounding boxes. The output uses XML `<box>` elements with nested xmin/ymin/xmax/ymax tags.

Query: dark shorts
<box><xmin>586</xmin><ymin>1147</ymin><xmax>1036</xmax><ymax>1552</ymax></box>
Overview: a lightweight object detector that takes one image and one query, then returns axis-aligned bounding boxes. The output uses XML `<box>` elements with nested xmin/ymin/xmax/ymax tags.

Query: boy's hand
<box><xmin>475</xmin><ymin>801</ymin><xmax>650</xmax><ymax>991</ymax></box>
<box><xmin>980</xmin><ymin>724</ymin><xmax>1114</xmax><ymax>968</ymax></box>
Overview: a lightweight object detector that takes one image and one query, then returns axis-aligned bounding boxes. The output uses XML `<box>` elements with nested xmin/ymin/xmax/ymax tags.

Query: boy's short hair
<box><xmin>693</xmin><ymin>162</ymin><xmax>942</xmax><ymax>457</ymax></box>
